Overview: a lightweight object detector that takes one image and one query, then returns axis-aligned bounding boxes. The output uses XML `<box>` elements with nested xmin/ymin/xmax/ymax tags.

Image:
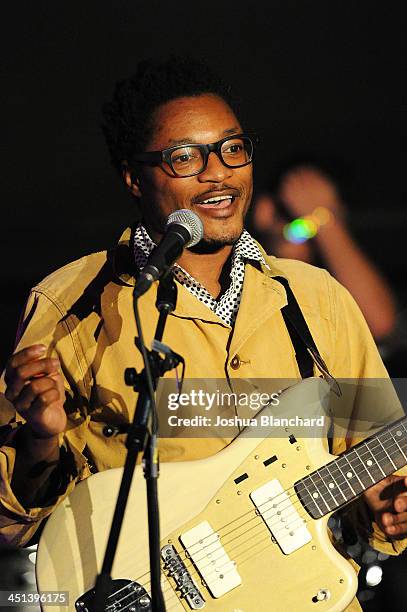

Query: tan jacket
<box><xmin>0</xmin><ymin>227</ymin><xmax>406</xmax><ymax>609</ymax></box>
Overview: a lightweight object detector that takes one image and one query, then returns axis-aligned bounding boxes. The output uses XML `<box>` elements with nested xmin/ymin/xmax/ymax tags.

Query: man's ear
<box><xmin>122</xmin><ymin>163</ymin><xmax>142</xmax><ymax>198</ymax></box>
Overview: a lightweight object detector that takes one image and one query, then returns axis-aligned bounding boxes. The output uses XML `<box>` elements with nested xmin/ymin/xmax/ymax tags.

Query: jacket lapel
<box><xmin>229</xmin><ymin>262</ymin><xmax>288</xmax><ymax>358</ymax></box>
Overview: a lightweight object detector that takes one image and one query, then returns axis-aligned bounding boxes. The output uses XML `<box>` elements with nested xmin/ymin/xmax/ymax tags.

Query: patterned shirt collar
<box><xmin>133</xmin><ymin>222</ymin><xmax>269</xmax><ymax>326</ymax></box>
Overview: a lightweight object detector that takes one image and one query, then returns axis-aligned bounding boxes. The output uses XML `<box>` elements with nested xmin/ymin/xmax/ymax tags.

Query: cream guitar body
<box><xmin>37</xmin><ymin>378</ymin><xmax>407</xmax><ymax>612</ymax></box>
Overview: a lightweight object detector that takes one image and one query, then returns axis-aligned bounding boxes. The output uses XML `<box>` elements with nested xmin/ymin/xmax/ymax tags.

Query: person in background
<box><xmin>253</xmin><ymin>163</ymin><xmax>397</xmax><ymax>343</ymax></box>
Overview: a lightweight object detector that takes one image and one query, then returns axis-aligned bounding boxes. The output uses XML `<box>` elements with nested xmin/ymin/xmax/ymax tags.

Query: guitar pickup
<box><xmin>250</xmin><ymin>479</ymin><xmax>312</xmax><ymax>554</ymax></box>
<box><xmin>180</xmin><ymin>521</ymin><xmax>242</xmax><ymax>598</ymax></box>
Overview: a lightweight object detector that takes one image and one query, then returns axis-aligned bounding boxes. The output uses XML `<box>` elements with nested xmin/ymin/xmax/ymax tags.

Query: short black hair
<box><xmin>101</xmin><ymin>56</ymin><xmax>238</xmax><ymax>175</ymax></box>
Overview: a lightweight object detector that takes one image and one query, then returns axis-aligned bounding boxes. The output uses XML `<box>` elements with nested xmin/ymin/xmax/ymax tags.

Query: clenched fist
<box><xmin>5</xmin><ymin>344</ymin><xmax>67</xmax><ymax>439</ymax></box>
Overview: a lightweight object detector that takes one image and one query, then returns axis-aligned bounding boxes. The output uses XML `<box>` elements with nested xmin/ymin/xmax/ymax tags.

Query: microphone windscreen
<box><xmin>166</xmin><ymin>209</ymin><xmax>203</xmax><ymax>247</ymax></box>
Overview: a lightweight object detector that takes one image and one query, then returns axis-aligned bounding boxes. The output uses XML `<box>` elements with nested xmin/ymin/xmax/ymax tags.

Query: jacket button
<box><xmin>230</xmin><ymin>355</ymin><xmax>241</xmax><ymax>370</ymax></box>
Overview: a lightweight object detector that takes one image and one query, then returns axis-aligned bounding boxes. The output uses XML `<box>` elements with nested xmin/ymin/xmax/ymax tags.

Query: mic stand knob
<box><xmin>125</xmin><ymin>367</ymin><xmax>139</xmax><ymax>388</ymax></box>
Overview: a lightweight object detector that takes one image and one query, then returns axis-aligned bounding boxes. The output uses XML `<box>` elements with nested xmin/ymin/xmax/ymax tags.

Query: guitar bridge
<box><xmin>162</xmin><ymin>544</ymin><xmax>205</xmax><ymax>609</ymax></box>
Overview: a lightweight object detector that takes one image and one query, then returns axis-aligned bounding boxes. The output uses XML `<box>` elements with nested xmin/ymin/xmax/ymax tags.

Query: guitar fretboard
<box><xmin>295</xmin><ymin>416</ymin><xmax>407</xmax><ymax>519</ymax></box>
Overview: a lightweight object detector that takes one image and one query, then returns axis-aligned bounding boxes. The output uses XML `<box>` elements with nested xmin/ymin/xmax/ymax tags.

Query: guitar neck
<box><xmin>295</xmin><ymin>415</ymin><xmax>407</xmax><ymax>519</ymax></box>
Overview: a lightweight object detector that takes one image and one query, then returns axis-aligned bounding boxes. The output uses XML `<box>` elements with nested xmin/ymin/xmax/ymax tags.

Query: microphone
<box><xmin>134</xmin><ymin>209</ymin><xmax>203</xmax><ymax>298</ymax></box>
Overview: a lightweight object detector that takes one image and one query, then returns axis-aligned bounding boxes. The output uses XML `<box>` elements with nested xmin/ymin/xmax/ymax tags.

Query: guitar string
<box><xmin>161</xmin><ymin>531</ymin><xmax>279</xmax><ymax>612</ymax></box>
<box><xmin>113</xmin><ymin>462</ymin><xmax>406</xmax><ymax>610</ymax></box>
<box><xmin>112</xmin><ymin>428</ymin><xmax>404</xmax><ymax>608</ymax></box>
<box><xmin>134</xmin><ymin>461</ymin><xmax>404</xmax><ymax>612</ymax></box>
<box><xmin>128</xmin><ymin>430</ymin><xmax>406</xmax><ymax>587</ymax></box>
<box><xmin>101</xmin><ymin>427</ymin><xmax>406</xmax><ymax>609</ymax></box>
<box><xmin>103</xmin><ymin>495</ymin><xmax>309</xmax><ymax>611</ymax></box>
<box><xmin>132</xmin><ymin>420</ymin><xmax>407</xmax><ymax>590</ymax></box>
<box><xmin>116</xmin><ymin>509</ymin><xmax>322</xmax><ymax>612</ymax></box>
<box><xmin>120</xmin><ymin>485</ymin><xmax>359</xmax><ymax>608</ymax></box>
<box><xmin>112</xmin><ymin>525</ymin><xmax>277</xmax><ymax>612</ymax></box>
<box><xmin>117</xmin><ymin>422</ymin><xmax>407</xmax><ymax>611</ymax></box>
<box><xmin>85</xmin><ymin>490</ymin><xmax>305</xmax><ymax>611</ymax></box>
<box><xmin>118</xmin><ymin>484</ymin><xmax>301</xmax><ymax>586</ymax></box>
<box><xmin>115</xmin><ymin>431</ymin><xmax>406</xmax><ymax>606</ymax></box>
<box><xmin>114</xmin><ymin>516</ymin><xmax>325</xmax><ymax>612</ymax></box>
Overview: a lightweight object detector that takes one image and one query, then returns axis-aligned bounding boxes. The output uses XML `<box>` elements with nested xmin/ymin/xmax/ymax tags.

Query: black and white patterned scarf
<box><xmin>134</xmin><ymin>223</ymin><xmax>270</xmax><ymax>326</ymax></box>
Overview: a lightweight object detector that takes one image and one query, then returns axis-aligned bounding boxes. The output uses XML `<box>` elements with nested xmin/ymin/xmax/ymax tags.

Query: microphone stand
<box><xmin>93</xmin><ymin>273</ymin><xmax>179</xmax><ymax>612</ymax></box>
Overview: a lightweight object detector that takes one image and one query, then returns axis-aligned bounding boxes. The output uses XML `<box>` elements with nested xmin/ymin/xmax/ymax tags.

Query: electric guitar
<box><xmin>36</xmin><ymin>378</ymin><xmax>407</xmax><ymax>611</ymax></box>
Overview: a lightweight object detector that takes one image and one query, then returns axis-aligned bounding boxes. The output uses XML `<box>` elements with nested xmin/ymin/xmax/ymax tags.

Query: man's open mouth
<box><xmin>194</xmin><ymin>189</ymin><xmax>240</xmax><ymax>209</ymax></box>
<box><xmin>199</xmin><ymin>195</ymin><xmax>235</xmax><ymax>206</ymax></box>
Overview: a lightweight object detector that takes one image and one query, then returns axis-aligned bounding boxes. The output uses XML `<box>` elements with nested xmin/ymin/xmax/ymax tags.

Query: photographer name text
<box><xmin>167</xmin><ymin>414</ymin><xmax>325</xmax><ymax>428</ymax></box>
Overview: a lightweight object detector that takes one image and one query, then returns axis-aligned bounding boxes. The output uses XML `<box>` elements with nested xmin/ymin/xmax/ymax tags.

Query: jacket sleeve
<box><xmin>326</xmin><ymin>273</ymin><xmax>407</xmax><ymax>555</ymax></box>
<box><xmin>0</xmin><ymin>289</ymin><xmax>92</xmax><ymax>546</ymax></box>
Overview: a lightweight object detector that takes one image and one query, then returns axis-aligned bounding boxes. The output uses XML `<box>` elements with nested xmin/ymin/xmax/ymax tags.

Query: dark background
<box><xmin>0</xmin><ymin>2</ymin><xmax>406</xmax><ymax>608</ymax></box>
<box><xmin>1</xmin><ymin>1</ymin><xmax>406</xmax><ymax>371</ymax></box>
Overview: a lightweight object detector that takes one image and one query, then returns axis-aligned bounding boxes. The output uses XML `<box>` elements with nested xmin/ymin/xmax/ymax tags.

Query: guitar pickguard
<box><xmin>37</xmin><ymin>378</ymin><xmax>360</xmax><ymax>612</ymax></box>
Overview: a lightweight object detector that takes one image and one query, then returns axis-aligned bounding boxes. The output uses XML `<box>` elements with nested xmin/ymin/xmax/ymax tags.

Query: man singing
<box><xmin>1</xmin><ymin>57</ymin><xmax>406</xmax><ymax>610</ymax></box>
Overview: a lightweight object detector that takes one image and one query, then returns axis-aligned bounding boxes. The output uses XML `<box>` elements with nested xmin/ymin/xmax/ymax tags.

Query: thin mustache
<box><xmin>192</xmin><ymin>186</ymin><xmax>241</xmax><ymax>203</ymax></box>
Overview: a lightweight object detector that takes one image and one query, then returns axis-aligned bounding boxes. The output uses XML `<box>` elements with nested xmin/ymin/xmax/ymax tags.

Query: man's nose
<box><xmin>198</xmin><ymin>151</ymin><xmax>233</xmax><ymax>182</ymax></box>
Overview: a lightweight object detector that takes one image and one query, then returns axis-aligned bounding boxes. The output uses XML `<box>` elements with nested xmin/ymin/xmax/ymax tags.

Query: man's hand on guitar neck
<box><xmin>363</xmin><ymin>475</ymin><xmax>407</xmax><ymax>539</ymax></box>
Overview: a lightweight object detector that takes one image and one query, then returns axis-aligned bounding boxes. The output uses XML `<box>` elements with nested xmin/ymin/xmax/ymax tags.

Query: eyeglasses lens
<box><xmin>170</xmin><ymin>146</ymin><xmax>204</xmax><ymax>176</ymax></box>
<box><xmin>220</xmin><ymin>137</ymin><xmax>252</xmax><ymax>166</ymax></box>
<box><xmin>169</xmin><ymin>137</ymin><xmax>253</xmax><ymax>177</ymax></box>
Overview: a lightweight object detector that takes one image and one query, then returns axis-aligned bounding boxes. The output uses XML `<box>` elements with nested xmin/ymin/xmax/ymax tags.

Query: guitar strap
<box><xmin>272</xmin><ymin>279</ymin><xmax>359</xmax><ymax>545</ymax></box>
<box><xmin>274</xmin><ymin>276</ymin><xmax>335</xmax><ymax>385</ymax></box>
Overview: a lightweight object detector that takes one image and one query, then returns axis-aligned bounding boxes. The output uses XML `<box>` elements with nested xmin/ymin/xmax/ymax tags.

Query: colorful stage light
<box><xmin>283</xmin><ymin>207</ymin><xmax>332</xmax><ymax>243</ymax></box>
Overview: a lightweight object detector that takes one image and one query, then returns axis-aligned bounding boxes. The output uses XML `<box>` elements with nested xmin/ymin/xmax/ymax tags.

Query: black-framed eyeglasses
<box><xmin>130</xmin><ymin>134</ymin><xmax>254</xmax><ymax>178</ymax></box>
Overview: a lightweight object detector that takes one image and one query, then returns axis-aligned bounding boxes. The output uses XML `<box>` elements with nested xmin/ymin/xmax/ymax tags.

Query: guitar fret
<box><xmin>308</xmin><ymin>471</ymin><xmax>339</xmax><ymax>511</ymax></box>
<box><xmin>307</xmin><ymin>476</ymin><xmax>331</xmax><ymax>512</ymax></box>
<box><xmin>322</xmin><ymin>464</ymin><xmax>349</xmax><ymax>503</ymax></box>
<box><xmin>349</xmin><ymin>444</ymin><xmax>383</xmax><ymax>483</ymax></box>
<box><xmin>346</xmin><ymin>448</ymin><xmax>376</xmax><ymax>488</ymax></box>
<box><xmin>392</xmin><ymin>434</ymin><xmax>407</xmax><ymax>461</ymax></box>
<box><xmin>295</xmin><ymin>416</ymin><xmax>407</xmax><ymax>519</ymax></box>
<box><xmin>400</xmin><ymin>421</ymin><xmax>407</xmax><ymax>450</ymax></box>
<box><xmin>366</xmin><ymin>437</ymin><xmax>396</xmax><ymax>475</ymax></box>
<box><xmin>377</xmin><ymin>435</ymin><xmax>397</xmax><ymax>470</ymax></box>
<box><xmin>387</xmin><ymin>424</ymin><xmax>407</xmax><ymax>465</ymax></box>
<box><xmin>386</xmin><ymin>429</ymin><xmax>406</xmax><ymax>467</ymax></box>
<box><xmin>296</xmin><ymin>463</ymin><xmax>351</xmax><ymax>518</ymax></box>
<box><xmin>335</xmin><ymin>456</ymin><xmax>358</xmax><ymax>496</ymax></box>
<box><xmin>377</xmin><ymin>423</ymin><xmax>407</xmax><ymax>467</ymax></box>
<box><xmin>295</xmin><ymin>480</ymin><xmax>324</xmax><ymax>518</ymax></box>
<box><xmin>360</xmin><ymin>440</ymin><xmax>386</xmax><ymax>479</ymax></box>
<box><xmin>355</xmin><ymin>431</ymin><xmax>402</xmax><ymax>483</ymax></box>
<box><xmin>296</xmin><ymin>488</ymin><xmax>319</xmax><ymax>517</ymax></box>
<box><xmin>327</xmin><ymin>462</ymin><xmax>355</xmax><ymax>499</ymax></box>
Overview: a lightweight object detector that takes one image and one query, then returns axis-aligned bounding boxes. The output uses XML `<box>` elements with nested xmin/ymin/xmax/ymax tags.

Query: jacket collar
<box><xmin>111</xmin><ymin>225</ymin><xmax>290</xmax><ymax>310</ymax></box>
<box><xmin>112</xmin><ymin>226</ymin><xmax>137</xmax><ymax>287</ymax></box>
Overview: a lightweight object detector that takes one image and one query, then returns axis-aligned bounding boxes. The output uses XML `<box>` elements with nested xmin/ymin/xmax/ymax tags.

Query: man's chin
<box><xmin>188</xmin><ymin>233</ymin><xmax>241</xmax><ymax>254</ymax></box>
